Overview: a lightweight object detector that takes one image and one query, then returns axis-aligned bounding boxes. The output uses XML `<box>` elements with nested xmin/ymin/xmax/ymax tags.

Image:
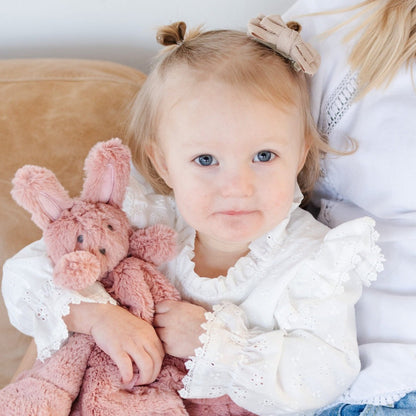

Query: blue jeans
<box><xmin>315</xmin><ymin>392</ymin><xmax>416</xmax><ymax>416</ymax></box>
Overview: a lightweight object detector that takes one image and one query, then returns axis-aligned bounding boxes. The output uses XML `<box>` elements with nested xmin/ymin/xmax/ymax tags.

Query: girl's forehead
<box><xmin>160</xmin><ymin>78</ymin><xmax>250</xmax><ymax>117</ymax></box>
<box><xmin>159</xmin><ymin>63</ymin><xmax>300</xmax><ymax>115</ymax></box>
<box><xmin>159</xmin><ymin>80</ymin><xmax>301</xmax><ymax>133</ymax></box>
<box><xmin>157</xmin><ymin>80</ymin><xmax>305</xmax><ymax>150</ymax></box>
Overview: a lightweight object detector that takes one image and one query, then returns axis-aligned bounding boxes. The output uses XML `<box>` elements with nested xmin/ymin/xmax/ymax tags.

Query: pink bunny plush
<box><xmin>0</xmin><ymin>138</ymin><xmax>188</xmax><ymax>416</ymax></box>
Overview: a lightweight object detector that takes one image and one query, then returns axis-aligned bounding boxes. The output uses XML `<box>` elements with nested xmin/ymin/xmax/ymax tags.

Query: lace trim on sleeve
<box><xmin>180</xmin><ymin>304</ymin><xmax>229</xmax><ymax>399</ymax></box>
<box><xmin>34</xmin><ymin>281</ymin><xmax>116</xmax><ymax>361</ymax></box>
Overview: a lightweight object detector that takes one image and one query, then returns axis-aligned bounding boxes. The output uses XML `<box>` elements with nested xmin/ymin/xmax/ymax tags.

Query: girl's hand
<box><xmin>154</xmin><ymin>300</ymin><xmax>207</xmax><ymax>358</ymax></box>
<box><xmin>64</xmin><ymin>302</ymin><xmax>164</xmax><ymax>385</ymax></box>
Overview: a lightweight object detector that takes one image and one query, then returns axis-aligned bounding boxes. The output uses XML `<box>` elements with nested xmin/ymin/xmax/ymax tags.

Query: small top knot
<box><xmin>156</xmin><ymin>21</ymin><xmax>187</xmax><ymax>46</ymax></box>
<box><xmin>286</xmin><ymin>21</ymin><xmax>302</xmax><ymax>32</ymax></box>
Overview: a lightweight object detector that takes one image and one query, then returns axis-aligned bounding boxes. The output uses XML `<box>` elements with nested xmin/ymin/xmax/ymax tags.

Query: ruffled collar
<box><xmin>172</xmin><ymin>184</ymin><xmax>304</xmax><ymax>306</ymax></box>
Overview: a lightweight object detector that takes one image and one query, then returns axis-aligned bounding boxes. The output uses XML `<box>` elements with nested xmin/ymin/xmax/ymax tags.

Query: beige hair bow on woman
<box><xmin>248</xmin><ymin>14</ymin><xmax>320</xmax><ymax>75</ymax></box>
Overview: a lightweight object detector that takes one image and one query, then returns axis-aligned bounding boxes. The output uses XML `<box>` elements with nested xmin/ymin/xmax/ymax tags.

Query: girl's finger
<box><xmin>154</xmin><ymin>300</ymin><xmax>174</xmax><ymax>314</ymax></box>
<box><xmin>155</xmin><ymin>326</ymin><xmax>166</xmax><ymax>342</ymax></box>
<box><xmin>153</xmin><ymin>312</ymin><xmax>166</xmax><ymax>328</ymax></box>
<box><xmin>112</xmin><ymin>350</ymin><xmax>134</xmax><ymax>384</ymax></box>
<box><xmin>128</xmin><ymin>346</ymin><xmax>160</xmax><ymax>385</ymax></box>
<box><xmin>144</xmin><ymin>344</ymin><xmax>164</xmax><ymax>381</ymax></box>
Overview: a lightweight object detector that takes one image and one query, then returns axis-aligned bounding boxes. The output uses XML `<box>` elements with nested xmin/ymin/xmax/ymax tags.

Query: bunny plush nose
<box><xmin>99</xmin><ymin>248</ymin><xmax>106</xmax><ymax>255</ymax></box>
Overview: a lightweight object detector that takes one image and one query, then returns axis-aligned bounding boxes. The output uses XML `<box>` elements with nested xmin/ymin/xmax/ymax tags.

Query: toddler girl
<box><xmin>2</xmin><ymin>15</ymin><xmax>384</xmax><ymax>415</ymax></box>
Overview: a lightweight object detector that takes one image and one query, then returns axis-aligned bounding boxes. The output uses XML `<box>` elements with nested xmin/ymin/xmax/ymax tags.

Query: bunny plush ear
<box><xmin>11</xmin><ymin>166</ymin><xmax>73</xmax><ymax>231</ymax></box>
<box><xmin>81</xmin><ymin>138</ymin><xmax>131</xmax><ymax>207</ymax></box>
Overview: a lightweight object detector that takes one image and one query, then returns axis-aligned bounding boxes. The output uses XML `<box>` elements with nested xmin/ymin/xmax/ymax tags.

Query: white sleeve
<box><xmin>2</xmin><ymin>239</ymin><xmax>115</xmax><ymax>361</ymax></box>
<box><xmin>180</xmin><ymin>217</ymin><xmax>384</xmax><ymax>415</ymax></box>
<box><xmin>180</xmin><ymin>299</ymin><xmax>360</xmax><ymax>415</ymax></box>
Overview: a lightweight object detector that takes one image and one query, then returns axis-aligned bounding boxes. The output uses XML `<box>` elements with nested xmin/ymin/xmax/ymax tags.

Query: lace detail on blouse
<box><xmin>319</xmin><ymin>70</ymin><xmax>358</xmax><ymax>135</ymax></box>
<box><xmin>314</xmin><ymin>71</ymin><xmax>359</xmax><ymax>220</ymax></box>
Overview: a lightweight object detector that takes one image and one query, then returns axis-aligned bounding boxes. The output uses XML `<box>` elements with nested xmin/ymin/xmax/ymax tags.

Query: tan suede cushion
<box><xmin>0</xmin><ymin>59</ymin><xmax>145</xmax><ymax>387</ymax></box>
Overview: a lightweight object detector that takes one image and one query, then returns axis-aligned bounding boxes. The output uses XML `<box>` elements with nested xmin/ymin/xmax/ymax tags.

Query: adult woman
<box><xmin>284</xmin><ymin>0</ymin><xmax>416</xmax><ymax>414</ymax></box>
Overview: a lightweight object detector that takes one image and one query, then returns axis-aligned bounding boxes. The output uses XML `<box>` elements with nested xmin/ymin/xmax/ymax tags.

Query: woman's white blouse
<box><xmin>2</xmin><ymin>170</ymin><xmax>383</xmax><ymax>415</ymax></box>
<box><xmin>285</xmin><ymin>0</ymin><xmax>416</xmax><ymax>407</ymax></box>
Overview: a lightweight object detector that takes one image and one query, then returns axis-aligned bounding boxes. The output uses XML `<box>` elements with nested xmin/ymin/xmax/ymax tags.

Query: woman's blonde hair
<box><xmin>126</xmin><ymin>22</ymin><xmax>330</xmax><ymax>201</ymax></box>
<box><xmin>324</xmin><ymin>0</ymin><xmax>416</xmax><ymax>96</ymax></box>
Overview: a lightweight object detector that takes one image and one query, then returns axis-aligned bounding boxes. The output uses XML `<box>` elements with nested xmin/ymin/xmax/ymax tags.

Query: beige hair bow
<box><xmin>248</xmin><ymin>14</ymin><xmax>320</xmax><ymax>75</ymax></box>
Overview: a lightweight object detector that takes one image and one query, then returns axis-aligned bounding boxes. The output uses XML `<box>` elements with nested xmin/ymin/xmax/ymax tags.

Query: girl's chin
<box><xmin>201</xmin><ymin>228</ymin><xmax>264</xmax><ymax>249</ymax></box>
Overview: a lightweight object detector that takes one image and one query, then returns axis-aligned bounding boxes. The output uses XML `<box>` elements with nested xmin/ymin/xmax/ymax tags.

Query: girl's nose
<box><xmin>220</xmin><ymin>167</ymin><xmax>254</xmax><ymax>198</ymax></box>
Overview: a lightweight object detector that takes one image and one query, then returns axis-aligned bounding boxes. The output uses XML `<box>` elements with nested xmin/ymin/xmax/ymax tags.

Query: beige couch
<box><xmin>0</xmin><ymin>59</ymin><xmax>146</xmax><ymax>387</ymax></box>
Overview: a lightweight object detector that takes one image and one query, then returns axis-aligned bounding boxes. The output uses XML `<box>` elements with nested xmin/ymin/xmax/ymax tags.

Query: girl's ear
<box><xmin>146</xmin><ymin>143</ymin><xmax>172</xmax><ymax>188</ymax></box>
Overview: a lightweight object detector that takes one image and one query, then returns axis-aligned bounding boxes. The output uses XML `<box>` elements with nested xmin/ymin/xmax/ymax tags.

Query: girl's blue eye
<box><xmin>194</xmin><ymin>154</ymin><xmax>218</xmax><ymax>166</ymax></box>
<box><xmin>253</xmin><ymin>150</ymin><xmax>275</xmax><ymax>162</ymax></box>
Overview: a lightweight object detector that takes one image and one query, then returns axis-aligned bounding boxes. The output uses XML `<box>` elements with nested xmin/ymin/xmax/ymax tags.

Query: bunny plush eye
<box><xmin>107</xmin><ymin>224</ymin><xmax>114</xmax><ymax>231</ymax></box>
<box><xmin>77</xmin><ymin>235</ymin><xmax>84</xmax><ymax>243</ymax></box>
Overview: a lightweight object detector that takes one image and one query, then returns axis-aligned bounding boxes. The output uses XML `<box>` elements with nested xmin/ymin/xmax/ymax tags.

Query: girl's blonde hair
<box><xmin>324</xmin><ymin>0</ymin><xmax>416</xmax><ymax>96</ymax></box>
<box><xmin>126</xmin><ymin>22</ymin><xmax>330</xmax><ymax>201</ymax></box>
